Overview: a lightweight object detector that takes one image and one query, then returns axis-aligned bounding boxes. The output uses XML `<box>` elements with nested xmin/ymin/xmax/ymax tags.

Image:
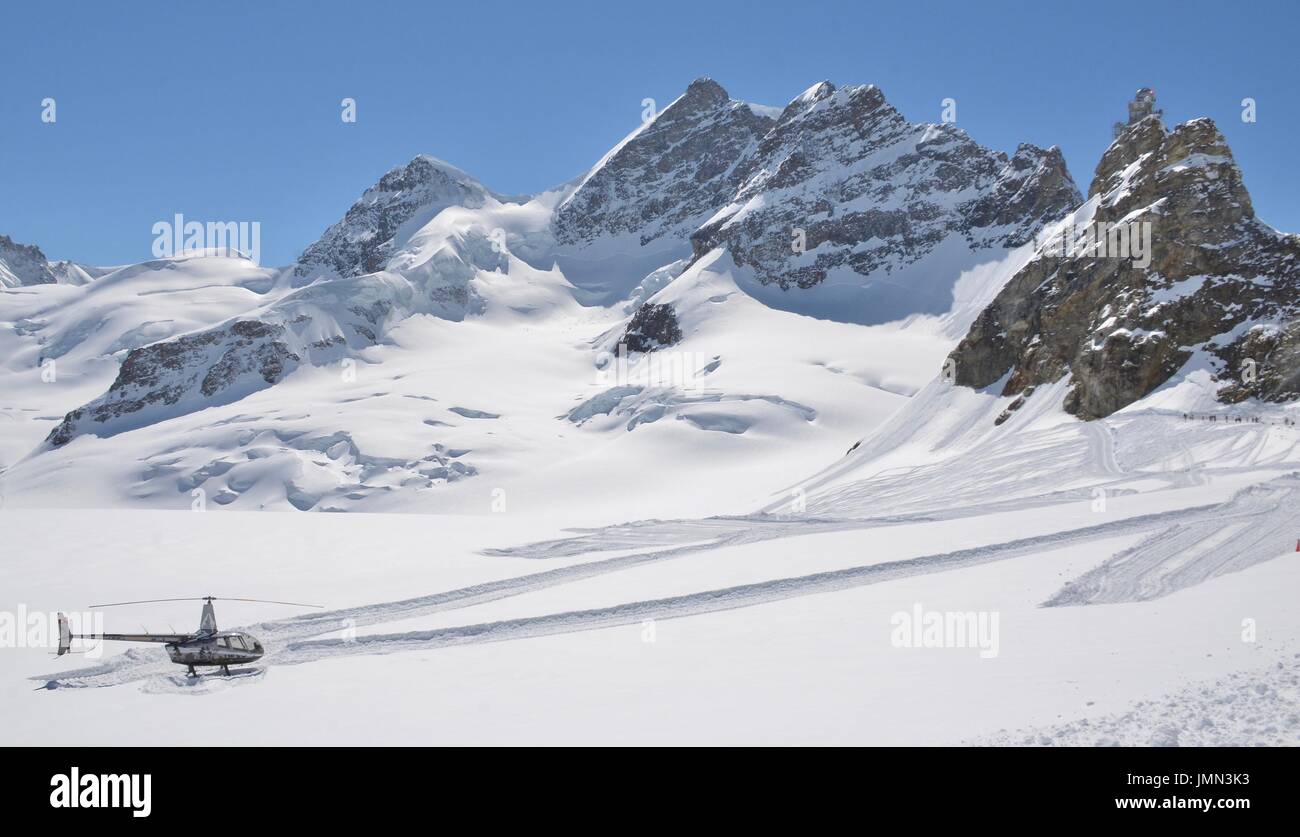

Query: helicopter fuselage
<box><xmin>165</xmin><ymin>631</ymin><xmax>264</xmax><ymax>668</ymax></box>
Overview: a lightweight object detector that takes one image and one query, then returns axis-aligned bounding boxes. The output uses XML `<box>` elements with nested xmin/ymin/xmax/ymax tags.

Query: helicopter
<box><xmin>58</xmin><ymin>596</ymin><xmax>321</xmax><ymax>676</ymax></box>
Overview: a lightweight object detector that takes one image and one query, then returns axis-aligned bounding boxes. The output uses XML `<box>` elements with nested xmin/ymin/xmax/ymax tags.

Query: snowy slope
<box><xmin>0</xmin><ymin>253</ymin><xmax>277</xmax><ymax>468</ymax></box>
<box><xmin>6</xmin><ymin>396</ymin><xmax>1296</xmax><ymax>744</ymax></box>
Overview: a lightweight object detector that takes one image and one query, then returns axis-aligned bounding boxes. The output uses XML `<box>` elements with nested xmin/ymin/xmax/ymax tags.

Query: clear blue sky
<box><xmin>2</xmin><ymin>0</ymin><xmax>1296</xmax><ymax>267</ymax></box>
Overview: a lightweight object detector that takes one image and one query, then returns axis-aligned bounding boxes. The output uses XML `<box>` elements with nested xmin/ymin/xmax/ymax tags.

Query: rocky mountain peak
<box><xmin>1090</xmin><ymin>115</ymin><xmax>1253</xmax><ymax>241</ymax></box>
<box><xmin>376</xmin><ymin>155</ymin><xmax>479</xmax><ymax>194</ymax></box>
<box><xmin>776</xmin><ymin>82</ymin><xmax>889</xmax><ymax>132</ymax></box>
<box><xmin>688</xmin><ymin>82</ymin><xmax>1081</xmax><ymax>320</ymax></box>
<box><xmin>680</xmin><ymin>76</ymin><xmax>729</xmax><ymax>109</ymax></box>
<box><xmin>963</xmin><ymin>143</ymin><xmax>1080</xmax><ymax>245</ymax></box>
<box><xmin>0</xmin><ymin>234</ymin><xmax>59</xmax><ymax>288</ymax></box>
<box><xmin>778</xmin><ymin>80</ymin><xmax>839</xmax><ymax>121</ymax></box>
<box><xmin>1089</xmin><ymin>114</ymin><xmax>1166</xmax><ymax>198</ymax></box>
<box><xmin>949</xmin><ymin>92</ymin><xmax>1298</xmax><ymax>418</ymax></box>
<box><xmin>294</xmin><ymin>155</ymin><xmax>495</xmax><ymax>283</ymax></box>
<box><xmin>552</xmin><ymin>78</ymin><xmax>775</xmax><ymax>251</ymax></box>
<box><xmin>554</xmin><ymin>76</ymin><xmax>1081</xmax><ymax>319</ymax></box>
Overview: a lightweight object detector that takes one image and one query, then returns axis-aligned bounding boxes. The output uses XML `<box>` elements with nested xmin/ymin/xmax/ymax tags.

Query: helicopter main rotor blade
<box><xmin>90</xmin><ymin>597</ymin><xmax>213</xmax><ymax>608</ymax></box>
<box><xmin>90</xmin><ymin>596</ymin><xmax>322</xmax><ymax>609</ymax></box>
<box><xmin>215</xmin><ymin>597</ymin><xmax>323</xmax><ymax>608</ymax></box>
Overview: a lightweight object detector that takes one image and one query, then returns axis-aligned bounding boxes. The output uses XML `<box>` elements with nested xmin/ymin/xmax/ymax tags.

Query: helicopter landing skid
<box><xmin>187</xmin><ymin>664</ymin><xmax>235</xmax><ymax>678</ymax></box>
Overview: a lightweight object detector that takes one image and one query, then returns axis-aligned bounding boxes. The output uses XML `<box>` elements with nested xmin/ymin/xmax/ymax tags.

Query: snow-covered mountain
<box><xmin>39</xmin><ymin>158</ymin><xmax>547</xmax><ymax>450</ymax></box>
<box><xmin>690</xmin><ymin>81</ymin><xmax>1080</xmax><ymax>322</ymax></box>
<box><xmin>0</xmin><ymin>234</ymin><xmax>95</xmax><ymax>288</ymax></box>
<box><xmin>1</xmin><ymin>83</ymin><xmax>1295</xmax><ymax>519</ymax></box>
<box><xmin>555</xmin><ymin>78</ymin><xmax>776</xmax><ymax>250</ymax></box>
<box><xmin>553</xmin><ymin>78</ymin><xmax>1080</xmax><ymax>319</ymax></box>
<box><xmin>292</xmin><ymin>155</ymin><xmax>511</xmax><ymax>284</ymax></box>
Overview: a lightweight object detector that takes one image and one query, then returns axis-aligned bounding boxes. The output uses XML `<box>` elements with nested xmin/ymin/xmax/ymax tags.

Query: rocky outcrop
<box><xmin>949</xmin><ymin>94</ymin><xmax>1300</xmax><ymax>418</ymax></box>
<box><xmin>1214</xmin><ymin>322</ymin><xmax>1300</xmax><ymax>404</ymax></box>
<box><xmin>554</xmin><ymin>78</ymin><xmax>775</xmax><ymax>249</ymax></box>
<box><xmin>46</xmin><ymin>320</ymin><xmax>299</xmax><ymax>446</ymax></box>
<box><xmin>621</xmin><ymin>303</ymin><xmax>683</xmax><ymax>353</ymax></box>
<box><xmin>689</xmin><ymin>82</ymin><xmax>1081</xmax><ymax>291</ymax></box>
<box><xmin>294</xmin><ymin>155</ymin><xmax>498</xmax><ymax>283</ymax></box>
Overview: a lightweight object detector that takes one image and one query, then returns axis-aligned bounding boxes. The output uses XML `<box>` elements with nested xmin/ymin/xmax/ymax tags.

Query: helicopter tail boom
<box><xmin>57</xmin><ymin>612</ymin><xmax>191</xmax><ymax>654</ymax></box>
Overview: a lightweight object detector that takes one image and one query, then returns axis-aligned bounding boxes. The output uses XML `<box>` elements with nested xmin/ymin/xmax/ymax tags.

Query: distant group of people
<box><xmin>1180</xmin><ymin>412</ymin><xmax>1295</xmax><ymax>426</ymax></box>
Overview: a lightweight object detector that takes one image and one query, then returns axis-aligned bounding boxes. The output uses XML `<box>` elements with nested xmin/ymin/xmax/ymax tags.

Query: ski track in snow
<box><xmin>274</xmin><ymin>503</ymin><xmax>1216</xmax><ymax>667</ymax></box>
<box><xmin>37</xmin><ymin>497</ymin><xmax>1219</xmax><ymax>690</ymax></box>
<box><xmin>1045</xmin><ymin>474</ymin><xmax>1300</xmax><ymax>605</ymax></box>
<box><xmin>797</xmin><ymin>420</ymin><xmax>1120</xmax><ymax>520</ymax></box>
<box><xmin>1087</xmin><ymin>421</ymin><xmax>1123</xmax><ymax>478</ymax></box>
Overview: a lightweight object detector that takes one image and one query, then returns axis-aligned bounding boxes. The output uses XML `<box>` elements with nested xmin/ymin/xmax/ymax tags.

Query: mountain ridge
<box><xmin>1</xmin><ymin>83</ymin><xmax>1291</xmax><ymax>497</ymax></box>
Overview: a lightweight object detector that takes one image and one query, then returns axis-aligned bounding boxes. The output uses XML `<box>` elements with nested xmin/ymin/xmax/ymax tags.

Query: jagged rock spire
<box><xmin>949</xmin><ymin>94</ymin><xmax>1299</xmax><ymax>418</ymax></box>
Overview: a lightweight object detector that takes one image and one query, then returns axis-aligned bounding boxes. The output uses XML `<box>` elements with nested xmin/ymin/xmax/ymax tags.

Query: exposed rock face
<box><xmin>0</xmin><ymin>234</ymin><xmax>60</xmax><ymax>287</ymax></box>
<box><xmin>46</xmin><ymin>320</ymin><xmax>299</xmax><ymax>446</ymax></box>
<box><xmin>961</xmin><ymin>144</ymin><xmax>1082</xmax><ymax>246</ymax></box>
<box><xmin>553</xmin><ymin>77</ymin><xmax>1079</xmax><ymax>318</ymax></box>
<box><xmin>689</xmin><ymin>82</ymin><xmax>1081</xmax><ymax>291</ymax></box>
<box><xmin>949</xmin><ymin>107</ymin><xmax>1300</xmax><ymax>418</ymax></box>
<box><xmin>553</xmin><ymin>78</ymin><xmax>776</xmax><ymax>247</ymax></box>
<box><xmin>621</xmin><ymin>303</ymin><xmax>683</xmax><ymax>353</ymax></box>
<box><xmin>294</xmin><ymin>155</ymin><xmax>497</xmax><ymax>282</ymax></box>
<box><xmin>1214</xmin><ymin>322</ymin><xmax>1300</xmax><ymax>405</ymax></box>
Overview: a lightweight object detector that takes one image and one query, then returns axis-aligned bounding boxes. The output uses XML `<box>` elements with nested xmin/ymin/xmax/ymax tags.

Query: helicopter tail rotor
<box><xmin>56</xmin><ymin>612</ymin><xmax>72</xmax><ymax>656</ymax></box>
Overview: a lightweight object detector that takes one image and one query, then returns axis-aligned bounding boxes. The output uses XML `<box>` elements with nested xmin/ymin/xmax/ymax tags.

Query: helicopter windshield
<box><xmin>234</xmin><ymin>634</ymin><xmax>262</xmax><ymax>652</ymax></box>
<box><xmin>217</xmin><ymin>634</ymin><xmax>257</xmax><ymax>651</ymax></box>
